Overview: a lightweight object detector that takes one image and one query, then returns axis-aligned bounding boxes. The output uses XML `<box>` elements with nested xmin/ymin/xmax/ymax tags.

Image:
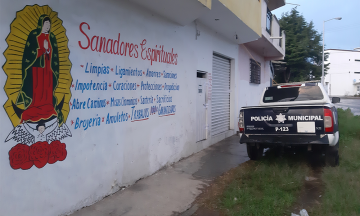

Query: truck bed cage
<box><xmin>272</xmin><ymin>80</ymin><xmax>321</xmax><ymax>86</ymax></box>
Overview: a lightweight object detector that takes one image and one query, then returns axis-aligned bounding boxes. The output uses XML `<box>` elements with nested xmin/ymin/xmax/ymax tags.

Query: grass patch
<box><xmin>219</xmin><ymin>149</ymin><xmax>309</xmax><ymax>216</ymax></box>
<box><xmin>311</xmin><ymin>108</ymin><xmax>360</xmax><ymax>216</ymax></box>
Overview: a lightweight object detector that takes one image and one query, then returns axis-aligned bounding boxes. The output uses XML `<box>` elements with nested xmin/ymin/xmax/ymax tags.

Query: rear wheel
<box><xmin>247</xmin><ymin>143</ymin><xmax>264</xmax><ymax>160</ymax></box>
<box><xmin>325</xmin><ymin>143</ymin><xmax>339</xmax><ymax>167</ymax></box>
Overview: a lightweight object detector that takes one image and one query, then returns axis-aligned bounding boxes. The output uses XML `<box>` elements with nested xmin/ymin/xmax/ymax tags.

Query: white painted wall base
<box><xmin>210</xmin><ymin>129</ymin><xmax>236</xmax><ymax>145</ymax></box>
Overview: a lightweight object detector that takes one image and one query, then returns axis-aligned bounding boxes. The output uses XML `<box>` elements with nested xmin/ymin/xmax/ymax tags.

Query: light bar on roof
<box><xmin>277</xmin><ymin>84</ymin><xmax>304</xmax><ymax>88</ymax></box>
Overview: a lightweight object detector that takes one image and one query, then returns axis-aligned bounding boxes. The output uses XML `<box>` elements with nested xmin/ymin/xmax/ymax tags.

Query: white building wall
<box><xmin>0</xmin><ymin>0</ymin><xmax>255</xmax><ymax>216</ymax></box>
<box><xmin>325</xmin><ymin>50</ymin><xmax>360</xmax><ymax>96</ymax></box>
<box><xmin>237</xmin><ymin>45</ymin><xmax>271</xmax><ymax>109</ymax></box>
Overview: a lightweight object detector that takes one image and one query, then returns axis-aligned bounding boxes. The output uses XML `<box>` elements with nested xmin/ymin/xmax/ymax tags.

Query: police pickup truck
<box><xmin>238</xmin><ymin>81</ymin><xmax>340</xmax><ymax>166</ymax></box>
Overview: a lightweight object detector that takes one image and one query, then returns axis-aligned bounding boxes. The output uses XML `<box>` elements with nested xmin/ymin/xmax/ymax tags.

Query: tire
<box><xmin>325</xmin><ymin>143</ymin><xmax>339</xmax><ymax>167</ymax></box>
<box><xmin>247</xmin><ymin>143</ymin><xmax>264</xmax><ymax>160</ymax></box>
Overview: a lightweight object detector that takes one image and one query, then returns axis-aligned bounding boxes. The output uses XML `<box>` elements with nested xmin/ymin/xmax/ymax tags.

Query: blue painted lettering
<box><xmin>164</xmin><ymin>83</ymin><xmax>180</xmax><ymax>93</ymax></box>
<box><xmin>113</xmin><ymin>81</ymin><xmax>137</xmax><ymax>90</ymax></box>
<box><xmin>141</xmin><ymin>81</ymin><xmax>162</xmax><ymax>90</ymax></box>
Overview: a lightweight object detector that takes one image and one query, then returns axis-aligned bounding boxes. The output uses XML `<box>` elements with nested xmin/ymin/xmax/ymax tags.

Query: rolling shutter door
<box><xmin>211</xmin><ymin>54</ymin><xmax>231</xmax><ymax>136</ymax></box>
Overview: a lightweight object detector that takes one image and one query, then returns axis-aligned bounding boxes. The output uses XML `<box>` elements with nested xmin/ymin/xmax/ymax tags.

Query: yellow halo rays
<box><xmin>2</xmin><ymin>4</ymin><xmax>72</xmax><ymax>127</ymax></box>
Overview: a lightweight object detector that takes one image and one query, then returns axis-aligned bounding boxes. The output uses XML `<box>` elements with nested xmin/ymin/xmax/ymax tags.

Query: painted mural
<box><xmin>2</xmin><ymin>4</ymin><xmax>180</xmax><ymax>170</ymax></box>
<box><xmin>3</xmin><ymin>5</ymin><xmax>72</xmax><ymax>170</ymax></box>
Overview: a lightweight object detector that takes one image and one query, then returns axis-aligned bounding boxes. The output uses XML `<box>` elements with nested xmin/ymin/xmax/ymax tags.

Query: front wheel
<box><xmin>247</xmin><ymin>143</ymin><xmax>264</xmax><ymax>160</ymax></box>
<box><xmin>325</xmin><ymin>143</ymin><xmax>339</xmax><ymax>167</ymax></box>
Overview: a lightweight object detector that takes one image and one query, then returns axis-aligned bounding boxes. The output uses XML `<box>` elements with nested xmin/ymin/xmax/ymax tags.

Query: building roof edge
<box><xmin>325</xmin><ymin>49</ymin><xmax>360</xmax><ymax>52</ymax></box>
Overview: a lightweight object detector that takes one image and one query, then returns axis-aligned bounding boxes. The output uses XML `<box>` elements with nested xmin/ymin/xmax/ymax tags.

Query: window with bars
<box><xmin>250</xmin><ymin>59</ymin><xmax>261</xmax><ymax>84</ymax></box>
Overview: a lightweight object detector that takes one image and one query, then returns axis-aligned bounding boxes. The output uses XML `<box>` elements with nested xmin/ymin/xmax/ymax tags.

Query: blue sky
<box><xmin>272</xmin><ymin>0</ymin><xmax>360</xmax><ymax>51</ymax></box>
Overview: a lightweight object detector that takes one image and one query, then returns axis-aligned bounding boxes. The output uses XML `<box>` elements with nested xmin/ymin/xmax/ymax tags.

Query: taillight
<box><xmin>324</xmin><ymin>108</ymin><xmax>334</xmax><ymax>133</ymax></box>
<box><xmin>239</xmin><ymin>111</ymin><xmax>244</xmax><ymax>133</ymax></box>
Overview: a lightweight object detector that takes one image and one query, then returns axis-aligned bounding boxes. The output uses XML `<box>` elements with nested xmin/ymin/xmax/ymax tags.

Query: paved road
<box><xmin>335</xmin><ymin>98</ymin><xmax>360</xmax><ymax>116</ymax></box>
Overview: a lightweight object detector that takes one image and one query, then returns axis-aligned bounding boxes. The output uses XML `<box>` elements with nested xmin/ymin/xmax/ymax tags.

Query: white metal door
<box><xmin>211</xmin><ymin>54</ymin><xmax>231</xmax><ymax>136</ymax></box>
<box><xmin>196</xmin><ymin>78</ymin><xmax>207</xmax><ymax>142</ymax></box>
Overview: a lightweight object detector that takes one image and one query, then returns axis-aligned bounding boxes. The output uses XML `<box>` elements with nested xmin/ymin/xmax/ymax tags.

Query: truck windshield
<box><xmin>263</xmin><ymin>86</ymin><xmax>324</xmax><ymax>103</ymax></box>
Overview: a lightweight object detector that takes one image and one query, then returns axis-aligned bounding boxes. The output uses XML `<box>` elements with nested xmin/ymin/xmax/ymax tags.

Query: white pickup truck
<box><xmin>238</xmin><ymin>81</ymin><xmax>340</xmax><ymax>166</ymax></box>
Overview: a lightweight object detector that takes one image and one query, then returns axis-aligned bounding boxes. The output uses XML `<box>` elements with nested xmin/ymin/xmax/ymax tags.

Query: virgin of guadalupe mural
<box><xmin>3</xmin><ymin>5</ymin><xmax>72</xmax><ymax>170</ymax></box>
<box><xmin>18</xmin><ymin>14</ymin><xmax>63</xmax><ymax>124</ymax></box>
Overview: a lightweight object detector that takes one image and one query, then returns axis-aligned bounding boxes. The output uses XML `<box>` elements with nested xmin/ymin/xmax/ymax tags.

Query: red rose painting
<box><xmin>48</xmin><ymin>141</ymin><xmax>67</xmax><ymax>164</ymax></box>
<box><xmin>29</xmin><ymin>142</ymin><xmax>50</xmax><ymax>168</ymax></box>
<box><xmin>8</xmin><ymin>144</ymin><xmax>33</xmax><ymax>170</ymax></box>
<box><xmin>8</xmin><ymin>141</ymin><xmax>68</xmax><ymax>169</ymax></box>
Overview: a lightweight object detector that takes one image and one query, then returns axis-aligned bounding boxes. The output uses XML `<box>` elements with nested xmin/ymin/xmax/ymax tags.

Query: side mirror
<box><xmin>332</xmin><ymin>97</ymin><xmax>341</xmax><ymax>104</ymax></box>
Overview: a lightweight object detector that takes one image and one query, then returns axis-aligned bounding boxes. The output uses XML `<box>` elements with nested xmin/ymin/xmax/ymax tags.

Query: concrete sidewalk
<box><xmin>70</xmin><ymin>135</ymin><xmax>248</xmax><ymax>216</ymax></box>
